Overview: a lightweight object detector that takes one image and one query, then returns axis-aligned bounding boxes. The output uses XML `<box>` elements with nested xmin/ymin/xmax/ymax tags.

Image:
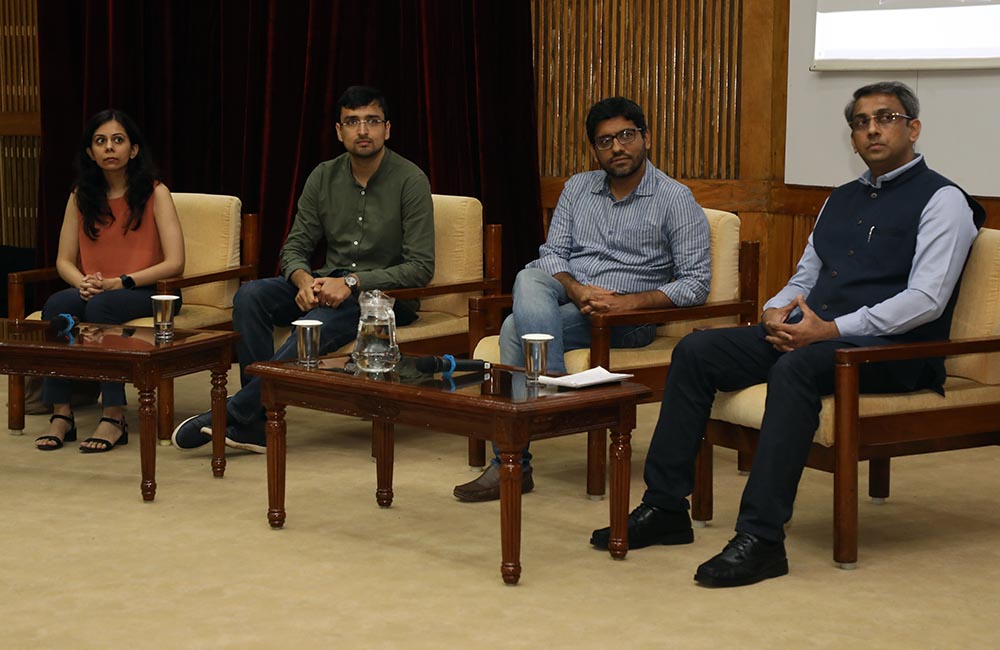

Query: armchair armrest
<box><xmin>386</xmin><ymin>277</ymin><xmax>501</xmax><ymax>301</ymax></box>
<box><xmin>589</xmin><ymin>299</ymin><xmax>758</xmax><ymax>328</ymax></box>
<box><xmin>834</xmin><ymin>336</ymin><xmax>1000</xmax><ymax>366</ymax></box>
<box><xmin>155</xmin><ymin>264</ymin><xmax>257</xmax><ymax>293</ymax></box>
<box><xmin>7</xmin><ymin>266</ymin><xmax>62</xmax><ymax>319</ymax></box>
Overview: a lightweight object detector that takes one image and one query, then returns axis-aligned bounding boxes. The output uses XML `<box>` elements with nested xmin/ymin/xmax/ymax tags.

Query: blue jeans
<box><xmin>226</xmin><ymin>275</ymin><xmax>417</xmax><ymax>428</ymax></box>
<box><xmin>492</xmin><ymin>268</ymin><xmax>657</xmax><ymax>468</ymax></box>
<box><xmin>41</xmin><ymin>286</ymin><xmax>182</xmax><ymax>407</ymax></box>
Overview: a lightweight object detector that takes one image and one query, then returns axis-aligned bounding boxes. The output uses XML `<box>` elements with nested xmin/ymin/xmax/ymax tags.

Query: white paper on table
<box><xmin>538</xmin><ymin>366</ymin><xmax>633</xmax><ymax>388</ymax></box>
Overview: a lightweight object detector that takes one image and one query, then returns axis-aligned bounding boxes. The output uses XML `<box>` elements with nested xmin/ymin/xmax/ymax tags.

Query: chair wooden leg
<box><xmin>157</xmin><ymin>378</ymin><xmax>174</xmax><ymax>444</ymax></box>
<box><xmin>692</xmin><ymin>438</ymin><xmax>713</xmax><ymax>526</ymax></box>
<box><xmin>8</xmin><ymin>374</ymin><xmax>25</xmax><ymax>433</ymax></box>
<box><xmin>737</xmin><ymin>449</ymin><xmax>753</xmax><ymax>475</ymax></box>
<box><xmin>468</xmin><ymin>438</ymin><xmax>486</xmax><ymax>469</ymax></box>
<box><xmin>586</xmin><ymin>429</ymin><xmax>607</xmax><ymax>499</ymax></box>
<box><xmin>868</xmin><ymin>458</ymin><xmax>890</xmax><ymax>503</ymax></box>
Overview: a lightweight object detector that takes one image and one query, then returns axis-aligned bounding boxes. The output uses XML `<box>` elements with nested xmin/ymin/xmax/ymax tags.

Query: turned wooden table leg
<box><xmin>266</xmin><ymin>404</ymin><xmax>287</xmax><ymax>528</ymax></box>
<box><xmin>157</xmin><ymin>378</ymin><xmax>174</xmax><ymax>444</ymax></box>
<box><xmin>210</xmin><ymin>368</ymin><xmax>228</xmax><ymax>478</ymax></box>
<box><xmin>498</xmin><ymin>450</ymin><xmax>523</xmax><ymax>584</ymax></box>
<box><xmin>138</xmin><ymin>385</ymin><xmax>157</xmax><ymax>502</ymax></box>
<box><xmin>373</xmin><ymin>419</ymin><xmax>394</xmax><ymax>507</ymax></box>
<box><xmin>608</xmin><ymin>426</ymin><xmax>632</xmax><ymax>559</ymax></box>
<box><xmin>8</xmin><ymin>374</ymin><xmax>25</xmax><ymax>433</ymax></box>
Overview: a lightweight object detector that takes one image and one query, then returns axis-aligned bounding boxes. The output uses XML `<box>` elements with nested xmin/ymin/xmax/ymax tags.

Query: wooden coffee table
<box><xmin>1</xmin><ymin>318</ymin><xmax>238</xmax><ymax>500</ymax></box>
<box><xmin>247</xmin><ymin>355</ymin><xmax>651</xmax><ymax>584</ymax></box>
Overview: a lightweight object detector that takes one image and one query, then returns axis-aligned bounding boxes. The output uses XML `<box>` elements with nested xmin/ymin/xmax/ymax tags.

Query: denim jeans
<box><xmin>491</xmin><ymin>268</ymin><xmax>657</xmax><ymax>469</ymax></box>
<box><xmin>226</xmin><ymin>275</ymin><xmax>416</xmax><ymax>428</ymax></box>
<box><xmin>41</xmin><ymin>286</ymin><xmax>182</xmax><ymax>407</ymax></box>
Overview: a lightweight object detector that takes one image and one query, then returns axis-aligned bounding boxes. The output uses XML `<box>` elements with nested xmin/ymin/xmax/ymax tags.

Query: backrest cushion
<box><xmin>945</xmin><ymin>228</ymin><xmax>1000</xmax><ymax>384</ymax></box>
<box><xmin>419</xmin><ymin>195</ymin><xmax>484</xmax><ymax>317</ymax></box>
<box><xmin>171</xmin><ymin>193</ymin><xmax>242</xmax><ymax>309</ymax></box>
<box><xmin>659</xmin><ymin>209</ymin><xmax>741</xmax><ymax>336</ymax></box>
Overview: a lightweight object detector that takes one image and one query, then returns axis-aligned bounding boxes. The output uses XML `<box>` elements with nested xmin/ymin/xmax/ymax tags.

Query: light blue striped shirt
<box><xmin>529</xmin><ymin>161</ymin><xmax>711</xmax><ymax>306</ymax></box>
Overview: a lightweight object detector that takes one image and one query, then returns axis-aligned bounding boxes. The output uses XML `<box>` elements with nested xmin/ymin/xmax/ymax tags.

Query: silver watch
<box><xmin>344</xmin><ymin>275</ymin><xmax>359</xmax><ymax>294</ymax></box>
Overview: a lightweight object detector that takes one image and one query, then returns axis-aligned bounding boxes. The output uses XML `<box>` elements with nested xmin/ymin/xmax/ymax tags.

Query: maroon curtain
<box><xmin>37</xmin><ymin>0</ymin><xmax>541</xmax><ymax>286</ymax></box>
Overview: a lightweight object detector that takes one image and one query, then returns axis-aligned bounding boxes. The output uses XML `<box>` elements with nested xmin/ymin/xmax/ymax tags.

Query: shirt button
<box><xmin>831</xmin><ymin>271</ymin><xmax>838</xmax><ymax>278</ymax></box>
<box><xmin>351</xmin><ymin>263</ymin><xmax>357</xmax><ymax>268</ymax></box>
<box><xmin>856</xmin><ymin>219</ymin><xmax>863</xmax><ymax>225</ymax></box>
<box><xmin>821</xmin><ymin>304</ymin><xmax>829</xmax><ymax>311</ymax></box>
<box><xmin>361</xmin><ymin>190</ymin><xmax>366</xmax><ymax>196</ymax></box>
<box><xmin>847</xmin><ymin>249</ymin><xmax>854</xmax><ymax>256</ymax></box>
<box><xmin>358</xmin><ymin>217</ymin><xmax>363</xmax><ymax>222</ymax></box>
<box><xmin>353</xmin><ymin>241</ymin><xmax>359</xmax><ymax>246</ymax></box>
<box><xmin>869</xmin><ymin>192</ymin><xmax>877</xmax><ymax>199</ymax></box>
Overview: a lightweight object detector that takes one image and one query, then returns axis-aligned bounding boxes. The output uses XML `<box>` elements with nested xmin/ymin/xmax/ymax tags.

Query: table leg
<box><xmin>266</xmin><ymin>405</ymin><xmax>287</xmax><ymax>528</ymax></box>
<box><xmin>608</xmin><ymin>427</ymin><xmax>632</xmax><ymax>559</ymax></box>
<box><xmin>210</xmin><ymin>368</ymin><xmax>228</xmax><ymax>478</ymax></box>
<box><xmin>498</xmin><ymin>450</ymin><xmax>523</xmax><ymax>585</ymax></box>
<box><xmin>138</xmin><ymin>386</ymin><xmax>157</xmax><ymax>502</ymax></box>
<box><xmin>373</xmin><ymin>419</ymin><xmax>394</xmax><ymax>508</ymax></box>
<box><xmin>8</xmin><ymin>374</ymin><xmax>25</xmax><ymax>433</ymax></box>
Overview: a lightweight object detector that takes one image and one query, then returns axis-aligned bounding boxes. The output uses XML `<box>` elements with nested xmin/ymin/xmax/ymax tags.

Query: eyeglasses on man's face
<box><xmin>340</xmin><ymin>117</ymin><xmax>386</xmax><ymax>129</ymax></box>
<box><xmin>594</xmin><ymin>127</ymin><xmax>644</xmax><ymax>150</ymax></box>
<box><xmin>848</xmin><ymin>111</ymin><xmax>913</xmax><ymax>132</ymax></box>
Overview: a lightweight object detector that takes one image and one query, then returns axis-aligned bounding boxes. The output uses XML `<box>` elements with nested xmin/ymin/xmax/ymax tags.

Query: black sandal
<box><xmin>35</xmin><ymin>413</ymin><xmax>77</xmax><ymax>451</ymax></box>
<box><xmin>80</xmin><ymin>417</ymin><xmax>129</xmax><ymax>454</ymax></box>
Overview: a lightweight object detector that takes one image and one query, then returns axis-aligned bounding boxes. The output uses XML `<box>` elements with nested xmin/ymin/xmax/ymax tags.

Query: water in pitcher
<box><xmin>353</xmin><ymin>290</ymin><xmax>400</xmax><ymax>373</ymax></box>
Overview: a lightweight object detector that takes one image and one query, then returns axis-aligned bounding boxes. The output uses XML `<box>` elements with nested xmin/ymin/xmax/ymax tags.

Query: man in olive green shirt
<box><xmin>172</xmin><ymin>85</ymin><xmax>435</xmax><ymax>453</ymax></box>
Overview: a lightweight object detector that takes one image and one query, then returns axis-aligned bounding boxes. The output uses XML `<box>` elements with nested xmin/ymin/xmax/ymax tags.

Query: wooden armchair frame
<box><xmin>693</xmin><ymin>335</ymin><xmax>1000</xmax><ymax>568</ymax></box>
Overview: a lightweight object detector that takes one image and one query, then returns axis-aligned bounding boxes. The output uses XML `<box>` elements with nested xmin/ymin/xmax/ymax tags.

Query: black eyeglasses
<box><xmin>849</xmin><ymin>111</ymin><xmax>913</xmax><ymax>132</ymax></box>
<box><xmin>594</xmin><ymin>127</ymin><xmax>644</xmax><ymax>150</ymax></box>
<box><xmin>340</xmin><ymin>117</ymin><xmax>386</xmax><ymax>129</ymax></box>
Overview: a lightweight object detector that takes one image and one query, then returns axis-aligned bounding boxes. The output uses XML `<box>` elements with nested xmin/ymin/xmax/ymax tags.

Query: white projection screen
<box><xmin>813</xmin><ymin>0</ymin><xmax>1000</xmax><ymax>71</ymax></box>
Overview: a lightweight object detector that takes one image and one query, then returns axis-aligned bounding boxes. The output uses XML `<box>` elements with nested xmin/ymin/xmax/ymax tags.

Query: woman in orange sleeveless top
<box><xmin>35</xmin><ymin>109</ymin><xmax>185</xmax><ymax>453</ymax></box>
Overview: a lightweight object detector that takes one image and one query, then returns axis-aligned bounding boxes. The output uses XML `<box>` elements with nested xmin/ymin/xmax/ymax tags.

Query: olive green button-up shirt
<box><xmin>279</xmin><ymin>148</ymin><xmax>435</xmax><ymax>293</ymax></box>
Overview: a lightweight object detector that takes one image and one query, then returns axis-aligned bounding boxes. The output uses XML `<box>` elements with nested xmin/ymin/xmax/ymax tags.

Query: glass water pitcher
<box><xmin>353</xmin><ymin>289</ymin><xmax>400</xmax><ymax>373</ymax></box>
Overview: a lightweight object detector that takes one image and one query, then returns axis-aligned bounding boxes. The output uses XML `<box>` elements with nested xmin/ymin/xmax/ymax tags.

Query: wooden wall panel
<box><xmin>0</xmin><ymin>0</ymin><xmax>40</xmax><ymax>248</ymax></box>
<box><xmin>532</xmin><ymin>0</ymin><xmax>741</xmax><ymax>180</ymax></box>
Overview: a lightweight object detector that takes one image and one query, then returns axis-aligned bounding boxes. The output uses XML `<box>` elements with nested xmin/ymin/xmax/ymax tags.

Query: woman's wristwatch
<box><xmin>120</xmin><ymin>274</ymin><xmax>136</xmax><ymax>290</ymax></box>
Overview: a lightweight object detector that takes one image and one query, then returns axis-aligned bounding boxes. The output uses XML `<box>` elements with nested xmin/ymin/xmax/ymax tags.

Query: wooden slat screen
<box><xmin>0</xmin><ymin>0</ymin><xmax>40</xmax><ymax>248</ymax></box>
<box><xmin>532</xmin><ymin>0</ymin><xmax>742</xmax><ymax>180</ymax></box>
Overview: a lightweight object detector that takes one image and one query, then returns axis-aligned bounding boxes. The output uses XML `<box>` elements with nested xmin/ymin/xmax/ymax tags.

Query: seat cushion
<box><xmin>710</xmin><ymin>376</ymin><xmax>1000</xmax><ymax>447</ymax></box>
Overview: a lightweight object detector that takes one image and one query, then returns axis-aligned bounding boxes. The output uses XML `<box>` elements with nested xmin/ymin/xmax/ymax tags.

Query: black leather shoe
<box><xmin>694</xmin><ymin>532</ymin><xmax>788</xmax><ymax>588</ymax></box>
<box><xmin>590</xmin><ymin>503</ymin><xmax>694</xmax><ymax>550</ymax></box>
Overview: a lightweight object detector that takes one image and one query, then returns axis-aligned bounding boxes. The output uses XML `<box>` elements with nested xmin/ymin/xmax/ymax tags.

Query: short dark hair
<box><xmin>844</xmin><ymin>81</ymin><xmax>920</xmax><ymax>123</ymax></box>
<box><xmin>337</xmin><ymin>85</ymin><xmax>389</xmax><ymax>121</ymax></box>
<box><xmin>585</xmin><ymin>97</ymin><xmax>647</xmax><ymax>144</ymax></box>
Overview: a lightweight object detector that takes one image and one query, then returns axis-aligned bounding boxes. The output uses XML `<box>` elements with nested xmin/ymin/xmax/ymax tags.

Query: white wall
<box><xmin>785</xmin><ymin>0</ymin><xmax>1000</xmax><ymax>196</ymax></box>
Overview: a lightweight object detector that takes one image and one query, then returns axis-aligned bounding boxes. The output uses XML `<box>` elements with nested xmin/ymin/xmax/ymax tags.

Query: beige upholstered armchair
<box><xmin>6</xmin><ymin>193</ymin><xmax>257</xmax><ymax>441</ymax></box>
<box><xmin>468</xmin><ymin>208</ymin><xmax>760</xmax><ymax>497</ymax></box>
<box><xmin>694</xmin><ymin>227</ymin><xmax>1000</xmax><ymax>569</ymax></box>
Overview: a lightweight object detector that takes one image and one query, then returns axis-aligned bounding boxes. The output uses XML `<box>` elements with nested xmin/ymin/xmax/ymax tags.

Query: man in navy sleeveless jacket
<box><xmin>590</xmin><ymin>81</ymin><xmax>986</xmax><ymax>587</ymax></box>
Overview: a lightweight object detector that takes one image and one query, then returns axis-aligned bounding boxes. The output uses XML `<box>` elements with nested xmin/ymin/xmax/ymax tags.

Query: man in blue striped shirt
<box><xmin>454</xmin><ymin>97</ymin><xmax>712</xmax><ymax>502</ymax></box>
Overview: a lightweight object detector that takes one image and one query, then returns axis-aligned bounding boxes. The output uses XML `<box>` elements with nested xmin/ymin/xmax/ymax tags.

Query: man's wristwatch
<box><xmin>120</xmin><ymin>274</ymin><xmax>136</xmax><ymax>290</ymax></box>
<box><xmin>344</xmin><ymin>274</ymin><xmax>359</xmax><ymax>295</ymax></box>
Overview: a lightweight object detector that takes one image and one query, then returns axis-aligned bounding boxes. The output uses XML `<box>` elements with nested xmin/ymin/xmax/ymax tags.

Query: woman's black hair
<box><xmin>74</xmin><ymin>109</ymin><xmax>157</xmax><ymax>240</ymax></box>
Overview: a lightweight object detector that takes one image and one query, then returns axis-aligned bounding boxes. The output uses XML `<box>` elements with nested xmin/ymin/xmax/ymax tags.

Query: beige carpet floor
<box><xmin>2</xmin><ymin>367</ymin><xmax>999</xmax><ymax>649</ymax></box>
